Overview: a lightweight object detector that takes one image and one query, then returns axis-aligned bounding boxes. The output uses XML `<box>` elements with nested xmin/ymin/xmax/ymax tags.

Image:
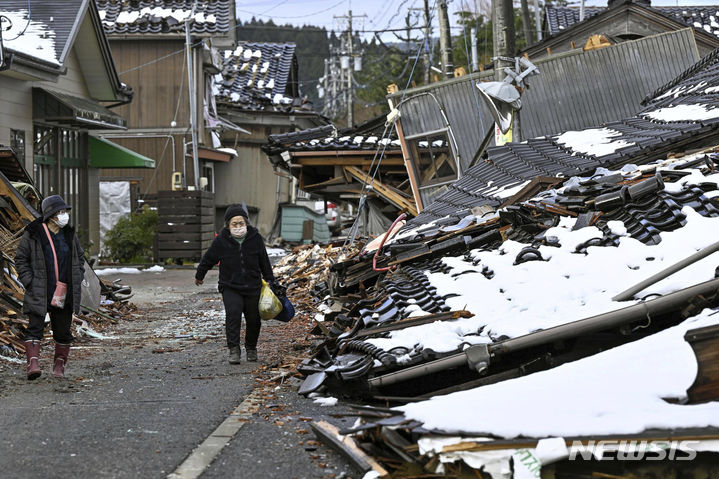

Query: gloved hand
<box><xmin>269</xmin><ymin>280</ymin><xmax>287</xmax><ymax>297</ymax></box>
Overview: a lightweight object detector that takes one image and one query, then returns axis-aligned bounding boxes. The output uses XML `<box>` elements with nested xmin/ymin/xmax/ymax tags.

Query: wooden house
<box><xmin>0</xmin><ymin>0</ymin><xmax>136</xmax><ymax>255</ymax></box>
<box><xmin>213</xmin><ymin>41</ymin><xmax>325</xmax><ymax>236</ymax></box>
<box><xmin>530</xmin><ymin>0</ymin><xmax>719</xmax><ymax>59</ymax></box>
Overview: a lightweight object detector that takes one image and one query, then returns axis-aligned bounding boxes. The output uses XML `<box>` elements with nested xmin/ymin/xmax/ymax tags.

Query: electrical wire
<box><xmin>459</xmin><ymin>0</ymin><xmax>486</xmax><ymax>138</ymax></box>
<box><xmin>1</xmin><ymin>0</ymin><xmax>31</xmax><ymax>42</ymax></box>
<box><xmin>141</xmin><ymin>43</ymin><xmax>189</xmax><ymax>198</ymax></box>
<box><xmin>236</xmin><ymin>0</ymin><xmax>346</xmax><ymax>19</ymax></box>
<box><xmin>339</xmin><ymin>2</ymin><xmax>435</xmax><ymax>255</ymax></box>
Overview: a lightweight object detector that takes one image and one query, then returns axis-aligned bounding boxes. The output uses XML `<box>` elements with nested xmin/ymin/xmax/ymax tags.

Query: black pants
<box><xmin>221</xmin><ymin>288</ymin><xmax>261</xmax><ymax>350</ymax></box>
<box><xmin>26</xmin><ymin>305</ymin><xmax>74</xmax><ymax>343</ymax></box>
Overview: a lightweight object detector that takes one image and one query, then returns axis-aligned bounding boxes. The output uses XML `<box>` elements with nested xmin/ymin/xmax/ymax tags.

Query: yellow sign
<box><xmin>495</xmin><ymin>122</ymin><xmax>513</xmax><ymax>146</ymax></box>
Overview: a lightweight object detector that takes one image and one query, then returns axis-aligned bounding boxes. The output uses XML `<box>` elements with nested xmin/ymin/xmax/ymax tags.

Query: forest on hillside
<box><xmin>236</xmin><ymin>8</ymin><xmax>536</xmax><ymax>126</ymax></box>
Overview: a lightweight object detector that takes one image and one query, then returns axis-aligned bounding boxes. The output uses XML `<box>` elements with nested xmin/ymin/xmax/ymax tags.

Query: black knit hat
<box><xmin>224</xmin><ymin>204</ymin><xmax>248</xmax><ymax>224</ymax></box>
<box><xmin>41</xmin><ymin>195</ymin><xmax>72</xmax><ymax>221</ymax></box>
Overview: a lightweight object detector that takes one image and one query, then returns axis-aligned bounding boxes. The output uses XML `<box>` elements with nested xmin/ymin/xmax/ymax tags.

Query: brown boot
<box><xmin>52</xmin><ymin>342</ymin><xmax>71</xmax><ymax>378</ymax></box>
<box><xmin>24</xmin><ymin>340</ymin><xmax>41</xmax><ymax>380</ymax></box>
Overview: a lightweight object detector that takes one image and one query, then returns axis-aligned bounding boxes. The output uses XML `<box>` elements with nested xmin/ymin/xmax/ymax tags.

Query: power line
<box><xmin>236</xmin><ymin>0</ymin><xmax>346</xmax><ymax>19</ymax></box>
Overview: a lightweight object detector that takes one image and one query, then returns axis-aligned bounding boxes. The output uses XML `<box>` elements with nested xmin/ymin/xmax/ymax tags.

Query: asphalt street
<box><xmin>0</xmin><ymin>268</ymin><xmax>358</xmax><ymax>479</ymax></box>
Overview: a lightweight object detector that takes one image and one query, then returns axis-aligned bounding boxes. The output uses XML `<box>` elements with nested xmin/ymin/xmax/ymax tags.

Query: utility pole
<box><xmin>423</xmin><ymin>0</ymin><xmax>431</xmax><ymax>83</ymax></box>
<box><xmin>470</xmin><ymin>26</ymin><xmax>479</xmax><ymax>71</ymax></box>
<box><xmin>521</xmin><ymin>0</ymin><xmax>533</xmax><ymax>46</ymax></box>
<box><xmin>347</xmin><ymin>11</ymin><xmax>353</xmax><ymax>127</ymax></box>
<box><xmin>185</xmin><ymin>7</ymin><xmax>200</xmax><ymax>190</ymax></box>
<box><xmin>437</xmin><ymin>1</ymin><xmax>454</xmax><ymax>79</ymax></box>
<box><xmin>492</xmin><ymin>0</ymin><xmax>515</xmax><ymax>72</ymax></box>
<box><xmin>534</xmin><ymin>0</ymin><xmax>543</xmax><ymax>41</ymax></box>
<box><xmin>334</xmin><ymin>10</ymin><xmax>366</xmax><ymax>128</ymax></box>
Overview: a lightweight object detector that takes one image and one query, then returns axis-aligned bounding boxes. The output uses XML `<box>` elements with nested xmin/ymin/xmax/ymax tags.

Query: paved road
<box><xmin>0</xmin><ymin>268</ymin><xmax>358</xmax><ymax>479</ymax></box>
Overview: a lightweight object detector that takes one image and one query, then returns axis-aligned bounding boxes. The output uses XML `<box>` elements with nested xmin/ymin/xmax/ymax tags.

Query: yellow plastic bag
<box><xmin>258</xmin><ymin>279</ymin><xmax>282</xmax><ymax>320</ymax></box>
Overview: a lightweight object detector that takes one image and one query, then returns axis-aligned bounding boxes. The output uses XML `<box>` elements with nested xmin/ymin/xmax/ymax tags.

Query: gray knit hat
<box><xmin>41</xmin><ymin>195</ymin><xmax>72</xmax><ymax>221</ymax></box>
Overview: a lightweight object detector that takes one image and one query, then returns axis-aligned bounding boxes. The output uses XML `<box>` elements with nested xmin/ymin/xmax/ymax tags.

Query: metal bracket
<box><xmin>464</xmin><ymin>344</ymin><xmax>491</xmax><ymax>374</ymax></box>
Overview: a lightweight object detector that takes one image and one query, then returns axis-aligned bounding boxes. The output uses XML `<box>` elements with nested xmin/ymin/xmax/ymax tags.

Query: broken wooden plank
<box><xmin>685</xmin><ymin>324</ymin><xmax>719</xmax><ymax>404</ymax></box>
<box><xmin>344</xmin><ymin>166</ymin><xmax>418</xmax><ymax>216</ymax></box>
<box><xmin>310</xmin><ymin>420</ymin><xmax>390</xmax><ymax>478</ymax></box>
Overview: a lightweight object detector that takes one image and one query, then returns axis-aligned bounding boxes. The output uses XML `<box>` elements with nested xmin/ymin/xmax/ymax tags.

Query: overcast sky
<box><xmin>235</xmin><ymin>0</ymin><xmax>719</xmax><ymax>39</ymax></box>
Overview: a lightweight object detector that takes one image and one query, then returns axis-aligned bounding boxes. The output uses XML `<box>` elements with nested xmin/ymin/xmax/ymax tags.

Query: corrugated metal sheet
<box><xmin>521</xmin><ymin>28</ymin><xmax>700</xmax><ymax>138</ymax></box>
<box><xmin>390</xmin><ymin>29</ymin><xmax>701</xmax><ymax>207</ymax></box>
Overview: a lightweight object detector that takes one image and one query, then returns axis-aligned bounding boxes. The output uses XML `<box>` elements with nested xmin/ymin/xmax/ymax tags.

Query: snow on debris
<box><xmin>555</xmin><ymin>127</ymin><xmax>634</xmax><ymax>157</ymax></box>
<box><xmin>363</xmin><ymin>162</ymin><xmax>719</xmax><ymax>353</ymax></box>
<box><xmin>0</xmin><ymin>10</ymin><xmax>59</xmax><ymax>64</ymax></box>
<box><xmin>644</xmin><ymin>104</ymin><xmax>719</xmax><ymax>122</ymax></box>
<box><xmin>397</xmin><ymin>308</ymin><xmax>719</xmax><ymax>438</ymax></box>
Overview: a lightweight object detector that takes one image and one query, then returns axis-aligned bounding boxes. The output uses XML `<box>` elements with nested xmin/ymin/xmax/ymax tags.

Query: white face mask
<box><xmin>230</xmin><ymin>226</ymin><xmax>247</xmax><ymax>238</ymax></box>
<box><xmin>55</xmin><ymin>212</ymin><xmax>69</xmax><ymax>228</ymax></box>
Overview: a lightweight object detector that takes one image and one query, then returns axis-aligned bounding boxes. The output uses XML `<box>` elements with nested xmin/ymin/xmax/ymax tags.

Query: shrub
<box><xmin>104</xmin><ymin>206</ymin><xmax>158</xmax><ymax>263</ymax></box>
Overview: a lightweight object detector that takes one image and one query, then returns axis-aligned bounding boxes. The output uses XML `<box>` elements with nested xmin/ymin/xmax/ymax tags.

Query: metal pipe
<box><xmin>368</xmin><ymin>277</ymin><xmax>719</xmax><ymax>388</ymax></box>
<box><xmin>373</xmin><ymin>213</ymin><xmax>407</xmax><ymax>272</ymax></box>
<box><xmin>185</xmin><ymin>11</ymin><xmax>200</xmax><ymax>190</ymax></box>
<box><xmin>495</xmin><ymin>277</ymin><xmax>719</xmax><ymax>356</ymax></box>
<box><xmin>613</xmin><ymin>240</ymin><xmax>719</xmax><ymax>302</ymax></box>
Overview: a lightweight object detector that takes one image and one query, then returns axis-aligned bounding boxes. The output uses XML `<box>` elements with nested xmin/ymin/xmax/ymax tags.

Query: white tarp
<box><xmin>99</xmin><ymin>181</ymin><xmax>131</xmax><ymax>255</ymax></box>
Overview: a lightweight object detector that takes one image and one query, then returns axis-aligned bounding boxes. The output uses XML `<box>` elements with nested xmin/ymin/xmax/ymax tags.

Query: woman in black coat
<box><xmin>15</xmin><ymin>195</ymin><xmax>85</xmax><ymax>380</ymax></box>
<box><xmin>195</xmin><ymin>205</ymin><xmax>275</xmax><ymax>364</ymax></box>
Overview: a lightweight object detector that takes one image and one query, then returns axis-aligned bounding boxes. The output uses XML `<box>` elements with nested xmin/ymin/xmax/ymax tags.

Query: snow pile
<box><xmin>267</xmin><ymin>248</ymin><xmax>287</xmax><ymax>257</ymax></box>
<box><xmin>144</xmin><ymin>265</ymin><xmax>165</xmax><ymax>273</ymax></box>
<box><xmin>95</xmin><ymin>267</ymin><xmax>142</xmax><ymax>276</ymax></box>
<box><xmin>398</xmin><ymin>309</ymin><xmax>719</xmax><ymax>438</ymax></box>
<box><xmin>555</xmin><ymin>128</ymin><xmax>634</xmax><ymax>157</ymax></box>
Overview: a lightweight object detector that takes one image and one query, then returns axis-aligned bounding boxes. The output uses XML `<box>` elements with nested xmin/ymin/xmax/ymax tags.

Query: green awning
<box><xmin>89</xmin><ymin>136</ymin><xmax>155</xmax><ymax>168</ymax></box>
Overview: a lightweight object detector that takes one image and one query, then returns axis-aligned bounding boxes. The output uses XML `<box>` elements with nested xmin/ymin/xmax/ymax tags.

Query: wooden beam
<box><xmin>290</xmin><ymin>150</ymin><xmax>404</xmax><ymax>157</ymax></box>
<box><xmin>310</xmin><ymin>420</ymin><xmax>389</xmax><ymax>478</ymax></box>
<box><xmin>303</xmin><ymin>176</ymin><xmax>348</xmax><ymax>191</ymax></box>
<box><xmin>395</xmin><ymin>119</ymin><xmax>424</xmax><ymax>212</ymax></box>
<box><xmin>291</xmin><ymin>157</ymin><xmax>405</xmax><ymax>166</ymax></box>
<box><xmin>344</xmin><ymin>166</ymin><xmax>418</xmax><ymax>216</ymax></box>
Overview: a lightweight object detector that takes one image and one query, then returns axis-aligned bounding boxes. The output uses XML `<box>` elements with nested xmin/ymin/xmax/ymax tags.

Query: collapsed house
<box><xmin>263</xmin><ymin>115</ymin><xmax>425</xmax><ymax>237</ymax></box>
<box><xmin>0</xmin><ymin>148</ymin><xmax>132</xmax><ymax>361</ymax></box>
<box><xmin>293</xmin><ymin>48</ymin><xmax>719</xmax><ymax>476</ymax></box>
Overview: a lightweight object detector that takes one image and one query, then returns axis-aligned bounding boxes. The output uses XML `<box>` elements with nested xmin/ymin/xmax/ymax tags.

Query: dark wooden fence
<box><xmin>157</xmin><ymin>190</ymin><xmax>215</xmax><ymax>261</ymax></box>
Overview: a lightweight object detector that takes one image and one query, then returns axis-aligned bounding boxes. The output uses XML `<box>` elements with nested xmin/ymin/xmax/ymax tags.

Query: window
<box><xmin>200</xmin><ymin>163</ymin><xmax>214</xmax><ymax>192</ymax></box>
<box><xmin>407</xmin><ymin>131</ymin><xmax>458</xmax><ymax>188</ymax></box>
<box><xmin>10</xmin><ymin>129</ymin><xmax>25</xmax><ymax>162</ymax></box>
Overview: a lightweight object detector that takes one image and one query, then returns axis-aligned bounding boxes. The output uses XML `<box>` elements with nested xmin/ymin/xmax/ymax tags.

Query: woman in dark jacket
<box><xmin>15</xmin><ymin>195</ymin><xmax>85</xmax><ymax>380</ymax></box>
<box><xmin>195</xmin><ymin>205</ymin><xmax>275</xmax><ymax>364</ymax></box>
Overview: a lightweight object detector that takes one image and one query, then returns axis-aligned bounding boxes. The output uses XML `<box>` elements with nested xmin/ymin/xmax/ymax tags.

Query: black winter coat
<box><xmin>195</xmin><ymin>225</ymin><xmax>274</xmax><ymax>295</ymax></box>
<box><xmin>15</xmin><ymin>218</ymin><xmax>85</xmax><ymax>317</ymax></box>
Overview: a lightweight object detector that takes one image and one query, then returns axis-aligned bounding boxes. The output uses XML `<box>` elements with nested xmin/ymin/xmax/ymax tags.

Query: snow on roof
<box><xmin>0</xmin><ymin>9</ymin><xmax>59</xmax><ymax>65</ymax></box>
<box><xmin>398</xmin><ymin>308</ymin><xmax>719</xmax><ymax>438</ymax></box>
<box><xmin>644</xmin><ymin>103</ymin><xmax>719</xmax><ymax>122</ymax></box>
<box><xmin>555</xmin><ymin>127</ymin><xmax>635</xmax><ymax>157</ymax></box>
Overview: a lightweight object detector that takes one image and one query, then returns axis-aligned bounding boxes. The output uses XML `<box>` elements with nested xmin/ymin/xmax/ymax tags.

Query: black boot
<box><xmin>228</xmin><ymin>345</ymin><xmax>241</xmax><ymax>364</ymax></box>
